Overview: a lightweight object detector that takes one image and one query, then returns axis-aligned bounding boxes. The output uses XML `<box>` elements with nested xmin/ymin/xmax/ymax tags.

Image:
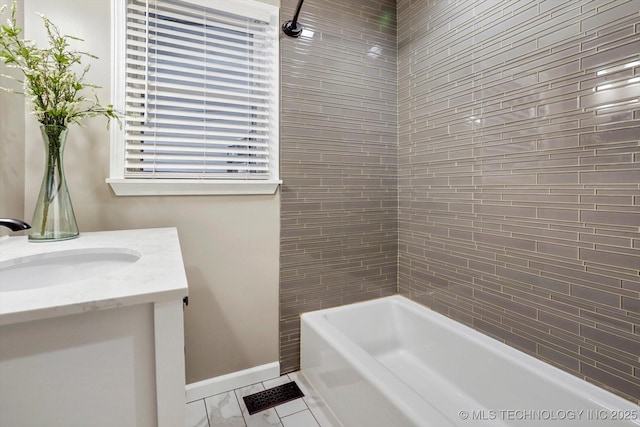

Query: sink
<box><xmin>0</xmin><ymin>248</ymin><xmax>142</xmax><ymax>292</ymax></box>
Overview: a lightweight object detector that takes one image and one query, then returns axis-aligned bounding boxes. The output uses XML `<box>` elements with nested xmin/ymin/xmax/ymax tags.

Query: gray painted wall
<box><xmin>0</xmin><ymin>0</ymin><xmax>25</xmax><ymax>233</ymax></box>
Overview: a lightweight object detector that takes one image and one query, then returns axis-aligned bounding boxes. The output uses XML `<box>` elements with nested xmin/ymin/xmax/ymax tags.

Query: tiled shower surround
<box><xmin>279</xmin><ymin>0</ymin><xmax>398</xmax><ymax>372</ymax></box>
<box><xmin>397</xmin><ymin>0</ymin><xmax>639</xmax><ymax>402</ymax></box>
<box><xmin>280</xmin><ymin>0</ymin><xmax>640</xmax><ymax>402</ymax></box>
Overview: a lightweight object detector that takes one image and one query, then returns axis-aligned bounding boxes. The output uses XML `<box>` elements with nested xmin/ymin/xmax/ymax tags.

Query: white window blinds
<box><xmin>123</xmin><ymin>0</ymin><xmax>278</xmax><ymax>180</ymax></box>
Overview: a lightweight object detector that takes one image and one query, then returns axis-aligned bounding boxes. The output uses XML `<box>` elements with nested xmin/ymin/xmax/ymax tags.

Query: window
<box><xmin>109</xmin><ymin>0</ymin><xmax>280</xmax><ymax>195</ymax></box>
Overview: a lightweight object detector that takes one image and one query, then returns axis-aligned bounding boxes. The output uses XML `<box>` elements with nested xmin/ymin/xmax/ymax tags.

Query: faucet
<box><xmin>0</xmin><ymin>219</ymin><xmax>31</xmax><ymax>232</ymax></box>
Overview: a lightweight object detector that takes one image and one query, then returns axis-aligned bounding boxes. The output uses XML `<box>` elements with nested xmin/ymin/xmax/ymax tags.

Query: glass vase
<box><xmin>28</xmin><ymin>124</ymin><xmax>79</xmax><ymax>242</ymax></box>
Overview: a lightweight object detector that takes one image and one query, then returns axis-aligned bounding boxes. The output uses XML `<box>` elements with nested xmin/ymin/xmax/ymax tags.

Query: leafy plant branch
<box><xmin>0</xmin><ymin>1</ymin><xmax>119</xmax><ymax>127</ymax></box>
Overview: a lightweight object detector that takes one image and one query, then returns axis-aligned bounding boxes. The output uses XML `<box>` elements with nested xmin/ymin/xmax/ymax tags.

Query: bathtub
<box><xmin>300</xmin><ymin>295</ymin><xmax>640</xmax><ymax>426</ymax></box>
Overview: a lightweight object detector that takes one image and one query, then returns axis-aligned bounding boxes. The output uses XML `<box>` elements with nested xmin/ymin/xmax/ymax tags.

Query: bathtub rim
<box><xmin>301</xmin><ymin>295</ymin><xmax>640</xmax><ymax>417</ymax></box>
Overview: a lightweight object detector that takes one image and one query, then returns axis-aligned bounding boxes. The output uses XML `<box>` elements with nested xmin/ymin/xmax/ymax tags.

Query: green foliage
<box><xmin>0</xmin><ymin>1</ymin><xmax>119</xmax><ymax>127</ymax></box>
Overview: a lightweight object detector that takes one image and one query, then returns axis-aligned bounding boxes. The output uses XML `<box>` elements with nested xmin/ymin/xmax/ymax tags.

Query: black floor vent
<box><xmin>243</xmin><ymin>381</ymin><xmax>304</xmax><ymax>415</ymax></box>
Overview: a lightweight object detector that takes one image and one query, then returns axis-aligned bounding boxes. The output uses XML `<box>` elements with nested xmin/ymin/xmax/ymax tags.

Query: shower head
<box><xmin>282</xmin><ymin>19</ymin><xmax>303</xmax><ymax>37</ymax></box>
<box><xmin>282</xmin><ymin>0</ymin><xmax>305</xmax><ymax>37</ymax></box>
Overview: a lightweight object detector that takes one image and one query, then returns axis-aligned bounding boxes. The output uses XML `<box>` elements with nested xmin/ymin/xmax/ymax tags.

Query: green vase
<box><xmin>29</xmin><ymin>124</ymin><xmax>79</xmax><ymax>241</ymax></box>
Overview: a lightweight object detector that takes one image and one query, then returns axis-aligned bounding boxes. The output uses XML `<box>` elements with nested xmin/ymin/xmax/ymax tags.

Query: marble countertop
<box><xmin>0</xmin><ymin>227</ymin><xmax>188</xmax><ymax>326</ymax></box>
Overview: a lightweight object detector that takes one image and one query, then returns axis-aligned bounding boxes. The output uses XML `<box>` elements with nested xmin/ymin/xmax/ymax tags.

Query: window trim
<box><xmin>109</xmin><ymin>0</ymin><xmax>281</xmax><ymax>196</ymax></box>
<box><xmin>106</xmin><ymin>178</ymin><xmax>280</xmax><ymax>196</ymax></box>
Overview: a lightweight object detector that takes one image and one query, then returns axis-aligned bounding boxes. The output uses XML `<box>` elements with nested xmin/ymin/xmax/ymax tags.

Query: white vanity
<box><xmin>0</xmin><ymin>227</ymin><xmax>188</xmax><ymax>427</ymax></box>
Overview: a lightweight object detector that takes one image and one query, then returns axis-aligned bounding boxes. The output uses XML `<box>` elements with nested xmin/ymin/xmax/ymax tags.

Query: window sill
<box><xmin>107</xmin><ymin>178</ymin><xmax>281</xmax><ymax>196</ymax></box>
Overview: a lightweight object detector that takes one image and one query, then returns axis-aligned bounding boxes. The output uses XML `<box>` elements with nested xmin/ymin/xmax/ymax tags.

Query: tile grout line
<box><xmin>203</xmin><ymin>398</ymin><xmax>212</xmax><ymax>427</ymax></box>
<box><xmin>230</xmin><ymin>388</ymin><xmax>248</xmax><ymax>427</ymax></box>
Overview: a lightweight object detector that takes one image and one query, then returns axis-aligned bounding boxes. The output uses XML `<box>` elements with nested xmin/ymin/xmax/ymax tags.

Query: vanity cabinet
<box><xmin>0</xmin><ymin>228</ymin><xmax>188</xmax><ymax>427</ymax></box>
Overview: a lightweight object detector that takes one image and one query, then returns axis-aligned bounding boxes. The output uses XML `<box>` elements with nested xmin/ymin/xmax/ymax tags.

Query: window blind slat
<box><xmin>125</xmin><ymin>117</ymin><xmax>270</xmax><ymax>133</ymax></box>
<box><xmin>124</xmin><ymin>172</ymin><xmax>269</xmax><ymax>180</ymax></box>
<box><xmin>124</xmin><ymin>88</ymin><xmax>270</xmax><ymax>109</ymax></box>
<box><xmin>124</xmin><ymin>107</ymin><xmax>270</xmax><ymax>124</ymax></box>
<box><xmin>124</xmin><ymin>100</ymin><xmax>269</xmax><ymax>117</ymax></box>
<box><xmin>125</xmin><ymin>126</ymin><xmax>269</xmax><ymax>141</ymax></box>
<box><xmin>126</xmin><ymin>153</ymin><xmax>269</xmax><ymax>163</ymax></box>
<box><xmin>125</xmin><ymin>142</ymin><xmax>268</xmax><ymax>155</ymax></box>
<box><xmin>124</xmin><ymin>137</ymin><xmax>269</xmax><ymax>148</ymax></box>
<box><xmin>143</xmin><ymin>84</ymin><xmax>270</xmax><ymax>104</ymax></box>
<box><xmin>125</xmin><ymin>162</ymin><xmax>269</xmax><ymax>172</ymax></box>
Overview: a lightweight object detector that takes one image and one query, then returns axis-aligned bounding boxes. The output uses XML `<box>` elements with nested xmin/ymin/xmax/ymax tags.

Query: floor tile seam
<box><xmin>268</xmin><ymin>373</ymin><xmax>314</xmax><ymax>419</ymax></box>
<box><xmin>283</xmin><ymin>377</ymin><xmax>330</xmax><ymax>427</ymax></box>
<box><xmin>201</xmin><ymin>398</ymin><xmax>212</xmax><ymax>427</ymax></box>
<box><xmin>234</xmin><ymin>386</ymin><xmax>256</xmax><ymax>426</ymax></box>
<box><xmin>201</xmin><ymin>389</ymin><xmax>250</xmax><ymax>427</ymax></box>
<box><xmin>282</xmin><ymin>409</ymin><xmax>322</xmax><ymax>427</ymax></box>
<box><xmin>278</xmin><ymin>406</ymin><xmax>312</xmax><ymax>420</ymax></box>
<box><xmin>230</xmin><ymin>389</ymin><xmax>249</xmax><ymax>427</ymax></box>
<box><xmin>308</xmin><ymin>409</ymin><xmax>324</xmax><ymax>427</ymax></box>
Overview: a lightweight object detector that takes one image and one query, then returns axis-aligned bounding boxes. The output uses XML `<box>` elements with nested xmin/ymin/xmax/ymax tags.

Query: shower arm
<box><xmin>282</xmin><ymin>0</ymin><xmax>305</xmax><ymax>37</ymax></box>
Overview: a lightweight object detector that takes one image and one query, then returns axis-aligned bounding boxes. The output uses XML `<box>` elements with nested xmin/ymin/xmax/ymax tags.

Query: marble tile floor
<box><xmin>186</xmin><ymin>371</ymin><xmax>342</xmax><ymax>427</ymax></box>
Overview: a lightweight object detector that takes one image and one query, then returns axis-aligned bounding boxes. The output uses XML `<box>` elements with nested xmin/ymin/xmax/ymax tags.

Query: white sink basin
<box><xmin>0</xmin><ymin>248</ymin><xmax>141</xmax><ymax>292</ymax></box>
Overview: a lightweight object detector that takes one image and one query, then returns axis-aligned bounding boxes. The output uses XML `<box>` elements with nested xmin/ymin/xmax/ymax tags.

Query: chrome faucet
<box><xmin>0</xmin><ymin>219</ymin><xmax>31</xmax><ymax>232</ymax></box>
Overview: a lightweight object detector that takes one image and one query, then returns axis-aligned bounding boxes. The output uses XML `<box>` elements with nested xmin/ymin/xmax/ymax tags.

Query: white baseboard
<box><xmin>185</xmin><ymin>361</ymin><xmax>280</xmax><ymax>403</ymax></box>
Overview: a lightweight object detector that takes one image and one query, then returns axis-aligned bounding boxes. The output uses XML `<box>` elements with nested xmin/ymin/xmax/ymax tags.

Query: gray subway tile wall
<box><xmin>280</xmin><ymin>0</ymin><xmax>639</xmax><ymax>404</ymax></box>
<box><xmin>398</xmin><ymin>0</ymin><xmax>639</xmax><ymax>403</ymax></box>
<box><xmin>279</xmin><ymin>0</ymin><xmax>398</xmax><ymax>373</ymax></box>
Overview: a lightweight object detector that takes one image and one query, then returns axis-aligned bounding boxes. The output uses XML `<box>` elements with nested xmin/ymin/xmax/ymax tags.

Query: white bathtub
<box><xmin>300</xmin><ymin>295</ymin><xmax>640</xmax><ymax>426</ymax></box>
